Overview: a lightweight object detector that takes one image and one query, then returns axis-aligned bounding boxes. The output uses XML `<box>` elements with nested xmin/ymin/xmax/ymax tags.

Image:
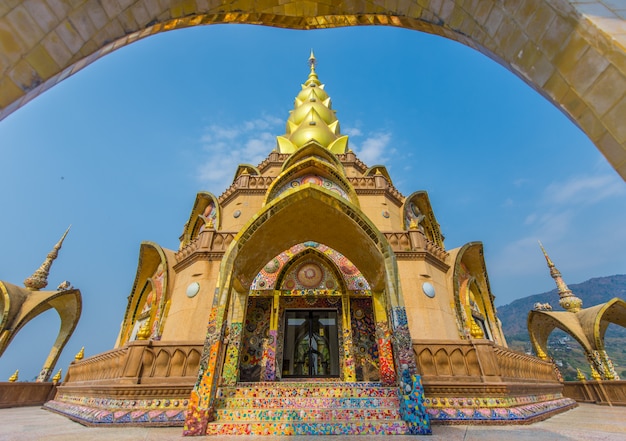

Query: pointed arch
<box><xmin>402</xmin><ymin>191</ymin><xmax>444</xmax><ymax>247</ymax></box>
<box><xmin>0</xmin><ymin>282</ymin><xmax>81</xmax><ymax>381</ymax></box>
<box><xmin>280</xmin><ymin>143</ymin><xmax>346</xmax><ymax>174</ymax></box>
<box><xmin>593</xmin><ymin>298</ymin><xmax>626</xmax><ymax>352</ymax></box>
<box><xmin>451</xmin><ymin>242</ymin><xmax>503</xmax><ymax>344</ymax></box>
<box><xmin>527</xmin><ymin>310</ymin><xmax>594</xmax><ymax>359</ymax></box>
<box><xmin>181</xmin><ymin>192</ymin><xmax>221</xmax><ymax>247</ymax></box>
<box><xmin>118</xmin><ymin>242</ymin><xmax>172</xmax><ymax>345</ymax></box>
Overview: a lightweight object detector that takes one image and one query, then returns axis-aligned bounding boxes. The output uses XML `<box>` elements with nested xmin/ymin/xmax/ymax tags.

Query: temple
<box><xmin>45</xmin><ymin>53</ymin><xmax>576</xmax><ymax>435</ymax></box>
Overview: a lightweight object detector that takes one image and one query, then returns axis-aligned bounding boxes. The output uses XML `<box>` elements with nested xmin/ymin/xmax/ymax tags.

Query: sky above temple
<box><xmin>1</xmin><ymin>24</ymin><xmax>625</xmax><ymax>381</ymax></box>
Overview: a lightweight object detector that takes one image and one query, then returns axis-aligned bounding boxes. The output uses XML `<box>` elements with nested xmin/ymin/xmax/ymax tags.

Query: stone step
<box><xmin>205</xmin><ymin>420</ymin><xmax>412</xmax><ymax>436</ymax></box>
<box><xmin>214</xmin><ymin>395</ymin><xmax>400</xmax><ymax>409</ymax></box>
<box><xmin>217</xmin><ymin>382</ymin><xmax>399</xmax><ymax>399</ymax></box>
<box><xmin>214</xmin><ymin>406</ymin><xmax>402</xmax><ymax>422</ymax></box>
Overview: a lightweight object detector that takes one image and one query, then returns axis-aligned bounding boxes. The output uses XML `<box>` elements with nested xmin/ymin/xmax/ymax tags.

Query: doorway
<box><xmin>282</xmin><ymin>309</ymin><xmax>340</xmax><ymax>378</ymax></box>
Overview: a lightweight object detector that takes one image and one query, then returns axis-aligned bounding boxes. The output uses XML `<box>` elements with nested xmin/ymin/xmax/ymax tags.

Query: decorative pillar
<box><xmin>183</xmin><ymin>303</ymin><xmax>226</xmax><ymax>436</ymax></box>
<box><xmin>372</xmin><ymin>291</ymin><xmax>396</xmax><ymax>385</ymax></box>
<box><xmin>222</xmin><ymin>291</ymin><xmax>248</xmax><ymax>385</ymax></box>
<box><xmin>261</xmin><ymin>291</ymin><xmax>280</xmax><ymax>381</ymax></box>
<box><xmin>341</xmin><ymin>295</ymin><xmax>356</xmax><ymax>382</ymax></box>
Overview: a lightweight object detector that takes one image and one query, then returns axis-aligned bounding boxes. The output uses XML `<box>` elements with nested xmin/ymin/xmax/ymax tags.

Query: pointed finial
<box><xmin>308</xmin><ymin>49</ymin><xmax>316</xmax><ymax>71</ymax></box>
<box><xmin>75</xmin><ymin>347</ymin><xmax>84</xmax><ymax>361</ymax></box>
<box><xmin>576</xmin><ymin>368</ymin><xmax>586</xmax><ymax>381</ymax></box>
<box><xmin>538</xmin><ymin>241</ymin><xmax>583</xmax><ymax>313</ymax></box>
<box><xmin>52</xmin><ymin>369</ymin><xmax>62</xmax><ymax>384</ymax></box>
<box><xmin>590</xmin><ymin>365</ymin><xmax>602</xmax><ymax>380</ymax></box>
<box><xmin>8</xmin><ymin>369</ymin><xmax>18</xmax><ymax>382</ymax></box>
<box><xmin>24</xmin><ymin>226</ymin><xmax>71</xmax><ymax>291</ymax></box>
<box><xmin>538</xmin><ymin>241</ymin><xmax>554</xmax><ymax>267</ymax></box>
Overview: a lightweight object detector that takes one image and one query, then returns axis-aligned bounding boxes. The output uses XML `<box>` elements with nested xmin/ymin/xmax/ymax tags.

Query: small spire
<box><xmin>24</xmin><ymin>226</ymin><xmax>71</xmax><ymax>291</ymax></box>
<box><xmin>75</xmin><ymin>347</ymin><xmax>84</xmax><ymax>361</ymax></box>
<box><xmin>308</xmin><ymin>49</ymin><xmax>317</xmax><ymax>71</ymax></box>
<box><xmin>538</xmin><ymin>241</ymin><xmax>582</xmax><ymax>313</ymax></box>
<box><xmin>8</xmin><ymin>369</ymin><xmax>18</xmax><ymax>382</ymax></box>
<box><xmin>52</xmin><ymin>369</ymin><xmax>62</xmax><ymax>384</ymax></box>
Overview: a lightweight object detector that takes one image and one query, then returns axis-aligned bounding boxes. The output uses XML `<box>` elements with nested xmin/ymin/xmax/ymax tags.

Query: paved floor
<box><xmin>0</xmin><ymin>404</ymin><xmax>624</xmax><ymax>441</ymax></box>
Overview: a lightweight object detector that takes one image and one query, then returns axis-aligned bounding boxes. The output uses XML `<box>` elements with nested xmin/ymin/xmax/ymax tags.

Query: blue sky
<box><xmin>1</xmin><ymin>24</ymin><xmax>625</xmax><ymax>381</ymax></box>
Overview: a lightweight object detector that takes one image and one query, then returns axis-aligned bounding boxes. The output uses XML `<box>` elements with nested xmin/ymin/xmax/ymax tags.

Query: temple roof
<box><xmin>276</xmin><ymin>51</ymin><xmax>349</xmax><ymax>154</ymax></box>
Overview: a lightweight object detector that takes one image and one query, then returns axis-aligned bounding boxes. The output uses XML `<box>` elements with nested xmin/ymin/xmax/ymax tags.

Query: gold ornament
<box><xmin>52</xmin><ymin>369</ymin><xmax>62</xmax><ymax>384</ymax></box>
<box><xmin>576</xmin><ymin>368</ymin><xmax>586</xmax><ymax>381</ymax></box>
<box><xmin>137</xmin><ymin>321</ymin><xmax>151</xmax><ymax>340</ymax></box>
<box><xmin>8</xmin><ymin>370</ymin><xmax>18</xmax><ymax>382</ymax></box>
<box><xmin>590</xmin><ymin>366</ymin><xmax>601</xmax><ymax>381</ymax></box>
<box><xmin>75</xmin><ymin>347</ymin><xmax>84</xmax><ymax>360</ymax></box>
<box><xmin>470</xmin><ymin>319</ymin><xmax>484</xmax><ymax>338</ymax></box>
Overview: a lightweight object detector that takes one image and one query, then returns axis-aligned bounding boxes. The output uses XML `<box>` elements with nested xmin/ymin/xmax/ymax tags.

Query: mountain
<box><xmin>497</xmin><ymin>275</ymin><xmax>626</xmax><ymax>380</ymax></box>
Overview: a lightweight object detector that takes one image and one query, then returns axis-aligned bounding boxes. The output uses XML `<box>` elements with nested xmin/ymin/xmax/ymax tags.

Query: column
<box><xmin>261</xmin><ymin>291</ymin><xmax>280</xmax><ymax>381</ymax></box>
<box><xmin>341</xmin><ymin>295</ymin><xmax>356</xmax><ymax>382</ymax></box>
<box><xmin>373</xmin><ymin>291</ymin><xmax>396</xmax><ymax>385</ymax></box>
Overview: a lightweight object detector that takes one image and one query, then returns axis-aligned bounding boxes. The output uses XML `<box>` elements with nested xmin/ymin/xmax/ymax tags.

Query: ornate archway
<box><xmin>0</xmin><ymin>1</ymin><xmax>625</xmax><ymax>180</ymax></box>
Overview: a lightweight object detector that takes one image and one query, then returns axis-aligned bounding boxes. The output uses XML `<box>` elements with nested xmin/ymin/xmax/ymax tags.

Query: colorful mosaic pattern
<box><xmin>251</xmin><ymin>242</ymin><xmax>370</xmax><ymax>291</ymax></box>
<box><xmin>280</xmin><ymin>259</ymin><xmax>338</xmax><ymax>291</ymax></box>
<box><xmin>206</xmin><ymin>382</ymin><xmax>413</xmax><ymax>435</ymax></box>
<box><xmin>275</xmin><ymin>174</ymin><xmax>350</xmax><ymax>202</ymax></box>
<box><xmin>398</xmin><ymin>371</ymin><xmax>431</xmax><ymax>434</ymax></box>
<box><xmin>240</xmin><ymin>298</ymin><xmax>272</xmax><ymax>382</ymax></box>
<box><xmin>222</xmin><ymin>322</ymin><xmax>243</xmax><ymax>385</ymax></box>
<box><xmin>350</xmin><ymin>298</ymin><xmax>379</xmax><ymax>382</ymax></box>
<box><xmin>391</xmin><ymin>306</ymin><xmax>419</xmax><ymax>375</ymax></box>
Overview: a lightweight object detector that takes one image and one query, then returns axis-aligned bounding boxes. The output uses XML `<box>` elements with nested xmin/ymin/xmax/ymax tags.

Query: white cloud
<box><xmin>196</xmin><ymin>115</ymin><xmax>283</xmax><ymax>189</ymax></box>
<box><xmin>544</xmin><ymin>173</ymin><xmax>626</xmax><ymax>205</ymax></box>
<box><xmin>352</xmin><ymin>132</ymin><xmax>392</xmax><ymax>164</ymax></box>
<box><xmin>343</xmin><ymin>127</ymin><xmax>362</xmax><ymax>137</ymax></box>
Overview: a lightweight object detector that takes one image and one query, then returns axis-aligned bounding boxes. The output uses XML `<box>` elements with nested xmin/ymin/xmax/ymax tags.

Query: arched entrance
<box><xmin>0</xmin><ymin>1</ymin><xmax>625</xmax><ymax>180</ymax></box>
<box><xmin>238</xmin><ymin>243</ymin><xmax>382</xmax><ymax>383</ymax></box>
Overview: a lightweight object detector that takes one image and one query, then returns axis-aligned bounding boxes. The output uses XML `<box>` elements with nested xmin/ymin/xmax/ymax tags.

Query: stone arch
<box><xmin>0</xmin><ymin>281</ymin><xmax>81</xmax><ymax>382</ymax></box>
<box><xmin>0</xmin><ymin>2</ymin><xmax>625</xmax><ymax>179</ymax></box>
<box><xmin>527</xmin><ymin>310</ymin><xmax>593</xmax><ymax>360</ymax></box>
<box><xmin>593</xmin><ymin>298</ymin><xmax>626</xmax><ymax>351</ymax></box>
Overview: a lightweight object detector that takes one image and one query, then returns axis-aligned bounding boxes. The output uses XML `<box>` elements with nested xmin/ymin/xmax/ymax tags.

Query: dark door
<box><xmin>282</xmin><ymin>309</ymin><xmax>340</xmax><ymax>378</ymax></box>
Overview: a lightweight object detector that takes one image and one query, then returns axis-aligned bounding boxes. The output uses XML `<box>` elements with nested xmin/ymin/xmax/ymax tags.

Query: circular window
<box><xmin>186</xmin><ymin>282</ymin><xmax>200</xmax><ymax>298</ymax></box>
<box><xmin>422</xmin><ymin>282</ymin><xmax>436</xmax><ymax>298</ymax></box>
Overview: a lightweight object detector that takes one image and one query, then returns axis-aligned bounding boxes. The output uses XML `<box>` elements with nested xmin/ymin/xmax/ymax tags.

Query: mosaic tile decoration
<box><xmin>251</xmin><ymin>242</ymin><xmax>370</xmax><ymax>291</ymax></box>
<box><xmin>275</xmin><ymin>174</ymin><xmax>350</xmax><ymax>203</ymax></box>
<box><xmin>206</xmin><ymin>382</ymin><xmax>413</xmax><ymax>436</ymax></box>
<box><xmin>240</xmin><ymin>297</ymin><xmax>272</xmax><ymax>382</ymax></box>
<box><xmin>350</xmin><ymin>297</ymin><xmax>380</xmax><ymax>382</ymax></box>
<box><xmin>44</xmin><ymin>399</ymin><xmax>187</xmax><ymax>426</ymax></box>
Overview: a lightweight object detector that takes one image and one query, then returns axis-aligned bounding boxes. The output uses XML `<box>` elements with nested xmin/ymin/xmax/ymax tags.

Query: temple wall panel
<box><xmin>219</xmin><ymin>193</ymin><xmax>266</xmax><ymax>232</ymax></box>
<box><xmin>356</xmin><ymin>193</ymin><xmax>402</xmax><ymax>232</ymax></box>
<box><xmin>161</xmin><ymin>259</ymin><xmax>218</xmax><ymax>341</ymax></box>
<box><xmin>397</xmin><ymin>259</ymin><xmax>459</xmax><ymax>340</ymax></box>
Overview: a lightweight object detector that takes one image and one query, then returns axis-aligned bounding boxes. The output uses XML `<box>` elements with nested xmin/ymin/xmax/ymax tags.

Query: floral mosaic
<box><xmin>250</xmin><ymin>242</ymin><xmax>370</xmax><ymax>291</ymax></box>
<box><xmin>275</xmin><ymin>174</ymin><xmax>350</xmax><ymax>202</ymax></box>
<box><xmin>350</xmin><ymin>298</ymin><xmax>379</xmax><ymax>381</ymax></box>
<box><xmin>239</xmin><ymin>298</ymin><xmax>272</xmax><ymax>382</ymax></box>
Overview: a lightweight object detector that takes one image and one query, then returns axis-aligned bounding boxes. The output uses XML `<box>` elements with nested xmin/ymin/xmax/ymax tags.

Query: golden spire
<box><xmin>276</xmin><ymin>51</ymin><xmax>349</xmax><ymax>154</ymax></box>
<box><xmin>24</xmin><ymin>226</ymin><xmax>71</xmax><ymax>291</ymax></box>
<box><xmin>8</xmin><ymin>369</ymin><xmax>18</xmax><ymax>382</ymax></box>
<box><xmin>576</xmin><ymin>368</ymin><xmax>586</xmax><ymax>381</ymax></box>
<box><xmin>75</xmin><ymin>347</ymin><xmax>84</xmax><ymax>361</ymax></box>
<box><xmin>538</xmin><ymin>241</ymin><xmax>582</xmax><ymax>313</ymax></box>
<box><xmin>52</xmin><ymin>369</ymin><xmax>62</xmax><ymax>384</ymax></box>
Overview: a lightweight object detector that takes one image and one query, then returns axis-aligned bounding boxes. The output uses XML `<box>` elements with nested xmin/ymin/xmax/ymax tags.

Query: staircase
<box><xmin>206</xmin><ymin>381</ymin><xmax>412</xmax><ymax>435</ymax></box>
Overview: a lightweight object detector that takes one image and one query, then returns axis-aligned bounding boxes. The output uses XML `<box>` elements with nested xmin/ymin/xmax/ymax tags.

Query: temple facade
<box><xmin>46</xmin><ymin>54</ymin><xmax>575</xmax><ymax>435</ymax></box>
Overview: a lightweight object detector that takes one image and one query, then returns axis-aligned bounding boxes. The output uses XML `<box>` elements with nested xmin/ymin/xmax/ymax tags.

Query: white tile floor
<box><xmin>0</xmin><ymin>404</ymin><xmax>624</xmax><ymax>441</ymax></box>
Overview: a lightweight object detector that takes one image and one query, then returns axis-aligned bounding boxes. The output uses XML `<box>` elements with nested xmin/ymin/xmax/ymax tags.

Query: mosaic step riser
<box><xmin>215</xmin><ymin>396</ymin><xmax>400</xmax><ymax>409</ymax></box>
<box><xmin>205</xmin><ymin>421</ymin><xmax>413</xmax><ymax>436</ymax></box>
<box><xmin>218</xmin><ymin>386</ymin><xmax>399</xmax><ymax>399</ymax></box>
<box><xmin>215</xmin><ymin>407</ymin><xmax>402</xmax><ymax>422</ymax></box>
